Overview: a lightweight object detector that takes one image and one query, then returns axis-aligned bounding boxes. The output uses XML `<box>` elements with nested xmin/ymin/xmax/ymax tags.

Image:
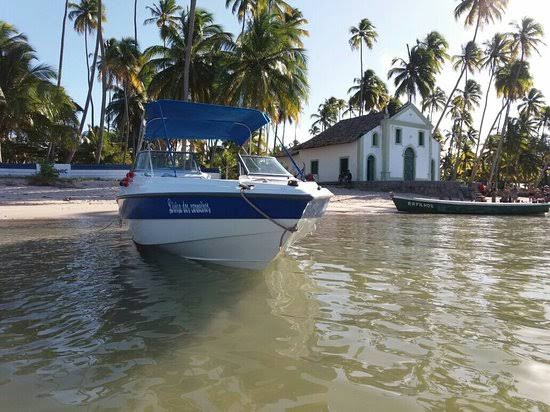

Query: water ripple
<box><xmin>0</xmin><ymin>214</ymin><xmax>549</xmax><ymax>410</ymax></box>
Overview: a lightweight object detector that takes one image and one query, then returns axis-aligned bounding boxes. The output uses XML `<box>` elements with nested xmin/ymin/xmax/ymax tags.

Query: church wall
<box><xmin>289</xmin><ymin>142</ymin><xmax>358</xmax><ymax>182</ymax></box>
<box><xmin>387</xmin><ymin>122</ymin><xmax>432</xmax><ymax>180</ymax></box>
<box><xmin>359</xmin><ymin>126</ymin><xmax>383</xmax><ymax>181</ymax></box>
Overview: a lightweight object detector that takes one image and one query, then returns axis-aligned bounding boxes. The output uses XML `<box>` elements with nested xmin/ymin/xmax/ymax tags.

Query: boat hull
<box><xmin>126</xmin><ymin>218</ymin><xmax>318</xmax><ymax>270</ymax></box>
<box><xmin>392</xmin><ymin>196</ymin><xmax>550</xmax><ymax>215</ymax></box>
<box><xmin>117</xmin><ymin>191</ymin><xmax>331</xmax><ymax>269</ymax></box>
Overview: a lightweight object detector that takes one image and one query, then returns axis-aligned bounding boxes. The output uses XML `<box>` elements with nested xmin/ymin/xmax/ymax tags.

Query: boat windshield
<box><xmin>239</xmin><ymin>155</ymin><xmax>291</xmax><ymax>177</ymax></box>
<box><xmin>134</xmin><ymin>151</ymin><xmax>200</xmax><ymax>175</ymax></box>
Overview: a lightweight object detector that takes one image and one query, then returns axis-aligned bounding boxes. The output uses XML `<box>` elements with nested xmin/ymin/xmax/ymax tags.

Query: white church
<box><xmin>281</xmin><ymin>103</ymin><xmax>441</xmax><ymax>182</ymax></box>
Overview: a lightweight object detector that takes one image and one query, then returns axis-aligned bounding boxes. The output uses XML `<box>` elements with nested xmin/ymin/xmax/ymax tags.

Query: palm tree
<box><xmin>99</xmin><ymin>37</ymin><xmax>143</xmax><ymax>159</ymax></box>
<box><xmin>309</xmin><ymin>124</ymin><xmax>320</xmax><ymax>136</ymax></box>
<box><xmin>489</xmin><ymin>59</ymin><xmax>533</xmax><ymax>184</ymax></box>
<box><xmin>535</xmin><ymin>106</ymin><xmax>550</xmax><ymax>185</ymax></box>
<box><xmin>183</xmin><ymin>0</ymin><xmax>198</xmax><ymax>102</ymax></box>
<box><xmin>326</xmin><ymin>97</ymin><xmax>347</xmax><ymax>120</ymax></box>
<box><xmin>388</xmin><ymin>45</ymin><xmax>435</xmax><ymax>103</ymax></box>
<box><xmin>452</xmin><ymin>41</ymin><xmax>482</xmax><ymax>81</ymax></box>
<box><xmin>451</xmin><ymin>79</ymin><xmax>482</xmax><ymax>179</ymax></box>
<box><xmin>474</xmin><ymin>33</ymin><xmax>510</xmax><ymax>159</ymax></box>
<box><xmin>538</xmin><ymin>106</ymin><xmax>550</xmax><ymax>140</ymax></box>
<box><xmin>417</xmin><ymin>31</ymin><xmax>449</xmax><ymax>74</ymax></box>
<box><xmin>342</xmin><ymin>98</ymin><xmax>360</xmax><ymax>119</ymax></box>
<box><xmin>310</xmin><ymin>99</ymin><xmax>339</xmax><ymax>131</ymax></box>
<box><xmin>225</xmin><ymin>0</ymin><xmax>255</xmax><ymax>35</ymax></box>
<box><xmin>510</xmin><ymin>17</ymin><xmax>545</xmax><ymax>62</ymax></box>
<box><xmin>483</xmin><ymin>18</ymin><xmax>543</xmax><ymax>183</ymax></box>
<box><xmin>518</xmin><ymin>88</ymin><xmax>545</xmax><ymax>119</ymax></box>
<box><xmin>96</xmin><ymin>0</ymin><xmax>107</xmax><ymax>163</ymax></box>
<box><xmin>262</xmin><ymin>0</ymin><xmax>293</xmax><ymax>16</ymax></box>
<box><xmin>35</xmin><ymin>80</ymin><xmax>80</xmax><ymax>160</ymax></box>
<box><xmin>349</xmin><ymin>18</ymin><xmax>377</xmax><ymax>115</ymax></box>
<box><xmin>219</xmin><ymin>9</ymin><xmax>308</xmax><ymax>138</ymax></box>
<box><xmin>433</xmin><ymin>0</ymin><xmax>508</xmax><ymax>135</ymax></box>
<box><xmin>57</xmin><ymin>0</ymin><xmax>69</xmax><ymax>87</ymax></box>
<box><xmin>0</xmin><ymin>22</ymin><xmax>58</xmax><ymax>161</ymax></box>
<box><xmin>348</xmin><ymin>69</ymin><xmax>389</xmax><ymax>113</ymax></box>
<box><xmin>421</xmin><ymin>87</ymin><xmax>447</xmax><ymax>122</ymax></box>
<box><xmin>384</xmin><ymin>96</ymin><xmax>403</xmax><ymax>117</ymax></box>
<box><xmin>106</xmin><ymin>85</ymin><xmax>146</xmax><ymax>157</ymax></box>
<box><xmin>144</xmin><ymin>0</ymin><xmax>182</xmax><ymax>46</ymax></box>
<box><xmin>95</xmin><ymin>0</ymin><xmax>107</xmax><ymax>164</ymax></box>
<box><xmin>500</xmin><ymin>114</ymin><xmax>537</xmax><ymax>182</ymax></box>
<box><xmin>68</xmin><ymin>0</ymin><xmax>104</xmax><ymax>127</ymax></box>
<box><xmin>145</xmin><ymin>8</ymin><xmax>232</xmax><ymax>102</ymax></box>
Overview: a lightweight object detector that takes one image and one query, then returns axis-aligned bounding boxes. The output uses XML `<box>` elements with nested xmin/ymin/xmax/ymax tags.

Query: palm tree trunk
<box><xmin>282</xmin><ymin>121</ymin><xmax>286</xmax><ymax>147</ymax></box>
<box><xmin>452</xmin><ymin>123</ymin><xmax>464</xmax><ymax>181</ymax></box>
<box><xmin>66</xmin><ymin>24</ymin><xmax>101</xmax><ymax>163</ymax></box>
<box><xmin>84</xmin><ymin>31</ymin><xmax>95</xmax><ymax>128</ymax></box>
<box><xmin>433</xmin><ymin>13</ymin><xmax>481</xmax><ymax>135</ymax></box>
<box><xmin>433</xmin><ymin>65</ymin><xmax>466</xmax><ymax>136</ymax></box>
<box><xmin>0</xmin><ymin>131</ymin><xmax>4</xmax><ymax>163</ymax></box>
<box><xmin>359</xmin><ymin>41</ymin><xmax>363</xmax><ymax>116</ymax></box>
<box><xmin>489</xmin><ymin>100</ymin><xmax>511</xmax><ymax>185</ymax></box>
<box><xmin>273</xmin><ymin>122</ymin><xmax>278</xmax><ymax>151</ymax></box>
<box><xmin>406</xmin><ymin>44</ymin><xmax>413</xmax><ymax>103</ymax></box>
<box><xmin>134</xmin><ymin>0</ymin><xmax>138</xmax><ymax>44</ymax></box>
<box><xmin>122</xmin><ymin>84</ymin><xmax>131</xmax><ymax>161</ymax></box>
<box><xmin>468</xmin><ymin>69</ymin><xmax>495</xmax><ymax>183</ymax></box>
<box><xmin>474</xmin><ymin>68</ymin><xmax>495</xmax><ymax>157</ymax></box>
<box><xmin>447</xmin><ymin>127</ymin><xmax>455</xmax><ymax>178</ymax></box>
<box><xmin>48</xmin><ymin>0</ymin><xmax>69</xmax><ymax>160</ymax></box>
<box><xmin>96</xmin><ymin>3</ymin><xmax>107</xmax><ymax>164</ymax></box>
<box><xmin>470</xmin><ymin>102</ymin><xmax>507</xmax><ymax>182</ymax></box>
<box><xmin>257</xmin><ymin>127</ymin><xmax>262</xmax><ymax>155</ymax></box>
<box><xmin>183</xmin><ymin>0</ymin><xmax>197</xmax><ymax>102</ymax></box>
<box><xmin>57</xmin><ymin>0</ymin><xmax>69</xmax><ymax>87</ymax></box>
<box><xmin>451</xmin><ymin>70</ymin><xmax>469</xmax><ymax>180</ymax></box>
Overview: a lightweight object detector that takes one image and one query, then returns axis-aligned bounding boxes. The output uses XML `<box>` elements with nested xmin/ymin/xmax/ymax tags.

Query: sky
<box><xmin>2</xmin><ymin>0</ymin><xmax>550</xmax><ymax>147</ymax></box>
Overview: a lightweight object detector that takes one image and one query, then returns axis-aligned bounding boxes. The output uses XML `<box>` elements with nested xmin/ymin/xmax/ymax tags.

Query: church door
<box><xmin>403</xmin><ymin>148</ymin><xmax>415</xmax><ymax>181</ymax></box>
<box><xmin>366</xmin><ymin>155</ymin><xmax>375</xmax><ymax>181</ymax></box>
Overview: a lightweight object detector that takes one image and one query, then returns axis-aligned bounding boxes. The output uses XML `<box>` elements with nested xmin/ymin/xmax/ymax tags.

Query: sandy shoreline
<box><xmin>0</xmin><ymin>178</ymin><xmax>396</xmax><ymax>220</ymax></box>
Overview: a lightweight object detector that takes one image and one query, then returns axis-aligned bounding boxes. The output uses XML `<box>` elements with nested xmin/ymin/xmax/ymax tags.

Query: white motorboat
<box><xmin>117</xmin><ymin>100</ymin><xmax>332</xmax><ymax>270</ymax></box>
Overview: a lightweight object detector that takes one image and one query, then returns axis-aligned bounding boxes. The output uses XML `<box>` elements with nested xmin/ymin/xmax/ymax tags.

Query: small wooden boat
<box><xmin>392</xmin><ymin>195</ymin><xmax>550</xmax><ymax>215</ymax></box>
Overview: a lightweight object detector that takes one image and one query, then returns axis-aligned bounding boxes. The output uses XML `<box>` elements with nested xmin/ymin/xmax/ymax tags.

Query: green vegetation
<box><xmin>28</xmin><ymin>162</ymin><xmax>60</xmax><ymax>185</ymax></box>
<box><xmin>0</xmin><ymin>0</ymin><xmax>308</xmax><ymax>169</ymax></box>
<box><xmin>0</xmin><ymin>0</ymin><xmax>548</xmax><ymax>186</ymax></box>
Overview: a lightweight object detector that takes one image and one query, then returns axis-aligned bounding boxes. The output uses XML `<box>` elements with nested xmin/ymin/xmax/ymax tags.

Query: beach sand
<box><xmin>0</xmin><ymin>178</ymin><xmax>396</xmax><ymax>220</ymax></box>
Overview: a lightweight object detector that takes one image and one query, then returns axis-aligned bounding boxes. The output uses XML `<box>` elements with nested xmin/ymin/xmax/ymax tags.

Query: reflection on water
<box><xmin>0</xmin><ymin>214</ymin><xmax>549</xmax><ymax>410</ymax></box>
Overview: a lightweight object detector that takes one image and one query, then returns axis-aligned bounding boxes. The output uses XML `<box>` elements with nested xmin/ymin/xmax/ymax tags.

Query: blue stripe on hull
<box><xmin>118</xmin><ymin>194</ymin><xmax>329</xmax><ymax>220</ymax></box>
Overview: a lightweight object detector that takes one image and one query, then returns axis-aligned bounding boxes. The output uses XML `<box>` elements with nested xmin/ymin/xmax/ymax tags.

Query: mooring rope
<box><xmin>239</xmin><ymin>186</ymin><xmax>298</xmax><ymax>248</ymax></box>
<box><xmin>88</xmin><ymin>215</ymin><xmax>121</xmax><ymax>236</ymax></box>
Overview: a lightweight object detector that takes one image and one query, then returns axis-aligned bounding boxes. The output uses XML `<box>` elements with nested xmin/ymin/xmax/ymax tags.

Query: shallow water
<box><xmin>0</xmin><ymin>213</ymin><xmax>549</xmax><ymax>411</ymax></box>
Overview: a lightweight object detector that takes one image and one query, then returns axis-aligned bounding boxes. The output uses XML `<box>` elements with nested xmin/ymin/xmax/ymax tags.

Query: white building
<box><xmin>281</xmin><ymin>103</ymin><xmax>440</xmax><ymax>182</ymax></box>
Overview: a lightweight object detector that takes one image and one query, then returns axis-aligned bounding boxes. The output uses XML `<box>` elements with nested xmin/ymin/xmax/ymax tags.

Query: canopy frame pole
<box><xmin>275</xmin><ymin>135</ymin><xmax>305</xmax><ymax>181</ymax></box>
<box><xmin>157</xmin><ymin>101</ymin><xmax>177</xmax><ymax>177</ymax></box>
<box><xmin>234</xmin><ymin>121</ymin><xmax>252</xmax><ymax>155</ymax></box>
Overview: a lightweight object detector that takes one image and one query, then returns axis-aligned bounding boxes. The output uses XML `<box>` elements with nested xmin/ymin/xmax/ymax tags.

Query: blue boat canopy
<box><xmin>144</xmin><ymin>100</ymin><xmax>270</xmax><ymax>146</ymax></box>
